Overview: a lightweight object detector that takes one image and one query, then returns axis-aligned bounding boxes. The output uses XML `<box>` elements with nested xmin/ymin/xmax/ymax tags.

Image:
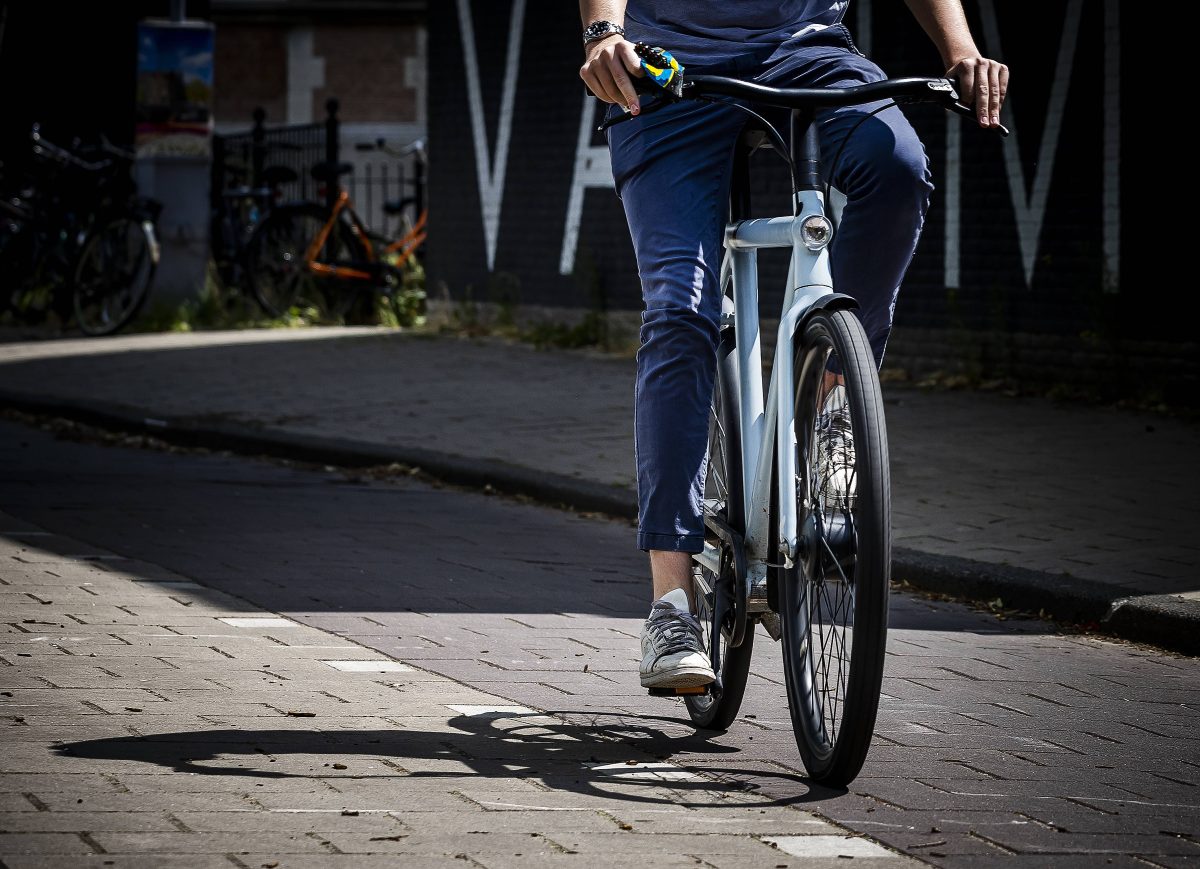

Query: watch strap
<box><xmin>582</xmin><ymin>20</ymin><xmax>625</xmax><ymax>45</ymax></box>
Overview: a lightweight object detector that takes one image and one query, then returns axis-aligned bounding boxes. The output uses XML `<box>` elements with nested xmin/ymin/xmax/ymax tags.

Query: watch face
<box><xmin>584</xmin><ymin>21</ymin><xmax>622</xmax><ymax>42</ymax></box>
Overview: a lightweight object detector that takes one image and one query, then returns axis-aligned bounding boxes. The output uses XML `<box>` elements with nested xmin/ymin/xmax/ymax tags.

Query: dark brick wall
<box><xmin>212</xmin><ymin>24</ymin><xmax>288</xmax><ymax>123</ymax></box>
<box><xmin>211</xmin><ymin>22</ymin><xmax>423</xmax><ymax>126</ymax></box>
<box><xmin>428</xmin><ymin>2</ymin><xmax>1178</xmax><ymax>347</ymax></box>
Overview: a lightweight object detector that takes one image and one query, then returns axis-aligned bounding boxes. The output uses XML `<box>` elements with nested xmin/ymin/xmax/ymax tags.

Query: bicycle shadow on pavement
<box><xmin>56</xmin><ymin>709</ymin><xmax>844</xmax><ymax>808</ymax></box>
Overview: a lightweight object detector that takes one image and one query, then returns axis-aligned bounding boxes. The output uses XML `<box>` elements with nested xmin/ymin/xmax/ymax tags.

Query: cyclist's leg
<box><xmin>819</xmin><ymin>102</ymin><xmax>932</xmax><ymax>365</ymax></box>
<box><xmin>759</xmin><ymin>28</ymin><xmax>934</xmax><ymax>366</ymax></box>
<box><xmin>606</xmin><ymin>97</ymin><xmax>747</xmax><ymax>568</ymax></box>
<box><xmin>607</xmin><ymin>97</ymin><xmax>748</xmax><ymax>689</ymax></box>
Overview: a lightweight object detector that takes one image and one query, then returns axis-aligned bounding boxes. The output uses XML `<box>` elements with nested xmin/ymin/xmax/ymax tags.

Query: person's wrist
<box><xmin>943</xmin><ymin>45</ymin><xmax>982</xmax><ymax>71</ymax></box>
<box><xmin>582</xmin><ymin>19</ymin><xmax>624</xmax><ymax>46</ymax></box>
<box><xmin>587</xmin><ymin>32</ymin><xmax>622</xmax><ymax>46</ymax></box>
<box><xmin>584</xmin><ymin>32</ymin><xmax>623</xmax><ymax>59</ymax></box>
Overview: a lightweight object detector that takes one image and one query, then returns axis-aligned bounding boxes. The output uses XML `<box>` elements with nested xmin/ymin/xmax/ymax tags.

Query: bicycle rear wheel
<box><xmin>687</xmin><ymin>330</ymin><xmax>754</xmax><ymax>731</ymax></box>
<box><xmin>245</xmin><ymin>203</ymin><xmax>359</xmax><ymax>320</ymax></box>
<box><xmin>72</xmin><ymin>216</ymin><xmax>156</xmax><ymax>336</ymax></box>
<box><xmin>780</xmin><ymin>308</ymin><xmax>890</xmax><ymax>786</ymax></box>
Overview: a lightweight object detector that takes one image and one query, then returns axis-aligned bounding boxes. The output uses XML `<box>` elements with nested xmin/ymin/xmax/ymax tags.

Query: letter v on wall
<box><xmin>978</xmin><ymin>0</ymin><xmax>1082</xmax><ymax>289</ymax></box>
<box><xmin>456</xmin><ymin>0</ymin><xmax>526</xmax><ymax>272</ymax></box>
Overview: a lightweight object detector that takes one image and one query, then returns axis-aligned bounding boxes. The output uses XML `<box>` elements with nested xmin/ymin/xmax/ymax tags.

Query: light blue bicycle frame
<box><xmin>692</xmin><ymin>187</ymin><xmax>843</xmax><ymax>600</ymax></box>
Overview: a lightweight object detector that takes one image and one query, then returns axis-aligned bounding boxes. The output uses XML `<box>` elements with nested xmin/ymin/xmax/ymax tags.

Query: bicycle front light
<box><xmin>800</xmin><ymin>215</ymin><xmax>833</xmax><ymax>251</ymax></box>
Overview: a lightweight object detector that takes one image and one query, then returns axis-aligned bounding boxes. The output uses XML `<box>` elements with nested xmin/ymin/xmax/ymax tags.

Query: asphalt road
<box><xmin>1</xmin><ymin>415</ymin><xmax>1197</xmax><ymax>867</ymax></box>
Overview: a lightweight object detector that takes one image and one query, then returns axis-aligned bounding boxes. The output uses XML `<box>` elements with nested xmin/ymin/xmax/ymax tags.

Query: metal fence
<box><xmin>211</xmin><ymin>105</ymin><xmax>330</xmax><ymax>210</ymax></box>
<box><xmin>212</xmin><ymin>99</ymin><xmax>424</xmax><ymax>243</ymax></box>
<box><xmin>345</xmin><ymin>158</ymin><xmax>424</xmax><ymax>240</ymax></box>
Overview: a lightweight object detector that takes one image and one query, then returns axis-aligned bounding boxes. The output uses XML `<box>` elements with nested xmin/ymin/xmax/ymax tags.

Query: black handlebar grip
<box><xmin>632</xmin><ymin>76</ymin><xmax>661</xmax><ymax>96</ymax></box>
<box><xmin>950</xmin><ymin>101</ymin><xmax>1010</xmax><ymax>137</ymax></box>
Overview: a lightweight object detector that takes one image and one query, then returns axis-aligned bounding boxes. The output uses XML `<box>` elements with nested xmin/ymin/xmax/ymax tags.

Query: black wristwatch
<box><xmin>582</xmin><ymin>20</ymin><xmax>625</xmax><ymax>45</ymax></box>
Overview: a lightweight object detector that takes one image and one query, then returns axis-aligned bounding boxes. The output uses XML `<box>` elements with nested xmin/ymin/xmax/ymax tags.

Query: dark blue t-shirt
<box><xmin>624</xmin><ymin>1</ymin><xmax>848</xmax><ymax>71</ymax></box>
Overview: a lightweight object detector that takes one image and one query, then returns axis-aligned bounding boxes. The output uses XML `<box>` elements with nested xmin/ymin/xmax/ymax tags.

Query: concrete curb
<box><xmin>4</xmin><ymin>387</ymin><xmax>1197</xmax><ymax>657</ymax></box>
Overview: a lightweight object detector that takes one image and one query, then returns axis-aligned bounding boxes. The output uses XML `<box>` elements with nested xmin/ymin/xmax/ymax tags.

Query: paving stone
<box><xmin>86</xmin><ymin>830</ymin><xmax>334</xmax><ymax>854</ymax></box>
<box><xmin>0</xmin><ymin>857</ymin><xmax>237</xmax><ymax>869</ymax></box>
<box><xmin>0</xmin><ymin>832</ymin><xmax>97</xmax><ymax>855</ymax></box>
<box><xmin>172</xmin><ymin>809</ymin><xmax>410</xmax><ymax>833</ymax></box>
<box><xmin>0</xmin><ymin>811</ymin><xmax>181</xmax><ymax>833</ymax></box>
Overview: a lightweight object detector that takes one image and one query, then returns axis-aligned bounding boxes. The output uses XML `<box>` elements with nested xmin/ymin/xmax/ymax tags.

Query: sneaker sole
<box><xmin>640</xmin><ymin>666</ymin><xmax>716</xmax><ymax>689</ymax></box>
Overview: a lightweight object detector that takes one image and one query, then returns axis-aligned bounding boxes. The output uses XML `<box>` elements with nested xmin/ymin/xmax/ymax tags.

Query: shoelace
<box><xmin>646</xmin><ymin>601</ymin><xmax>704</xmax><ymax>656</ymax></box>
<box><xmin>817</xmin><ymin>405</ymin><xmax>856</xmax><ymax>498</ymax></box>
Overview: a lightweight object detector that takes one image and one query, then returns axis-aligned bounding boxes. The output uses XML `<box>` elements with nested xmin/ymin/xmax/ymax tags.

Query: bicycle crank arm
<box><xmin>702</xmin><ymin>512</ymin><xmax>750</xmax><ymax>649</ymax></box>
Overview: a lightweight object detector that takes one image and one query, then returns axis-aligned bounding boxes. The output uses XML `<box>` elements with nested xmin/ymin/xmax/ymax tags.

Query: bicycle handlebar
<box><xmin>607</xmin><ymin>71</ymin><xmax>1009</xmax><ymax>137</ymax></box>
<box><xmin>31</xmin><ymin>133</ymin><xmax>111</xmax><ymax>173</ymax></box>
<box><xmin>685</xmin><ymin>74</ymin><xmax>946</xmax><ymax>107</ymax></box>
<box><xmin>29</xmin><ymin>125</ymin><xmax>140</xmax><ymax>173</ymax></box>
<box><xmin>355</xmin><ymin>138</ymin><xmax>426</xmax><ymax>160</ymax></box>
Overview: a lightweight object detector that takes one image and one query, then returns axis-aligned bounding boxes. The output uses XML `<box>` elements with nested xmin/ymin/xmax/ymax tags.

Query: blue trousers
<box><xmin>606</xmin><ymin>25</ymin><xmax>933</xmax><ymax>553</ymax></box>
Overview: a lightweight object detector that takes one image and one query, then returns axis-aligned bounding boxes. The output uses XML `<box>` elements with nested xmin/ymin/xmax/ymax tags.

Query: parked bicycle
<box><xmin>243</xmin><ymin>138</ymin><xmax>426</xmax><ymax>324</ymax></box>
<box><xmin>356</xmin><ymin>137</ymin><xmax>427</xmax><ymax>270</ymax></box>
<box><xmin>209</xmin><ymin>143</ymin><xmax>300</xmax><ymax>299</ymax></box>
<box><xmin>603</xmin><ymin>57</ymin><xmax>1006</xmax><ymax>785</ymax></box>
<box><xmin>0</xmin><ymin>125</ymin><xmax>161</xmax><ymax>336</ymax></box>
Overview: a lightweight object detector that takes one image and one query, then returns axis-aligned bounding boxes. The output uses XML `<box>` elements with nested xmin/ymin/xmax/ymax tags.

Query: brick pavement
<box><xmin>0</xmin><ymin>509</ymin><xmax>902</xmax><ymax>866</ymax></box>
<box><xmin>0</xmin><ymin>329</ymin><xmax>1195</xmax><ymax>620</ymax></box>
<box><xmin>1</xmin><ymin>418</ymin><xmax>1197</xmax><ymax>867</ymax></box>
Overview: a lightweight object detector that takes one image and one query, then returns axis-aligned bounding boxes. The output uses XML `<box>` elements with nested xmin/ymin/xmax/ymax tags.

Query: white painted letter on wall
<box><xmin>457</xmin><ymin>0</ymin><xmax>526</xmax><ymax>271</ymax></box>
<box><xmin>560</xmin><ymin>96</ymin><xmax>615</xmax><ymax>275</ymax></box>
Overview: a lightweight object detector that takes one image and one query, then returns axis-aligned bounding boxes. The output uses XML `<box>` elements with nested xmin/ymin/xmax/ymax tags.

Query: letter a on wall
<box><xmin>457</xmin><ymin>0</ymin><xmax>526</xmax><ymax>272</ymax></box>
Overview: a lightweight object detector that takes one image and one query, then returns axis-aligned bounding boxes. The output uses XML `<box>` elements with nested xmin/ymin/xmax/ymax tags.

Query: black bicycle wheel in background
<box><xmin>687</xmin><ymin>330</ymin><xmax>755</xmax><ymax>731</ymax></box>
<box><xmin>780</xmin><ymin>308</ymin><xmax>890</xmax><ymax>785</ymax></box>
<box><xmin>245</xmin><ymin>203</ymin><xmax>359</xmax><ymax>320</ymax></box>
<box><xmin>72</xmin><ymin>216</ymin><xmax>156</xmax><ymax>336</ymax></box>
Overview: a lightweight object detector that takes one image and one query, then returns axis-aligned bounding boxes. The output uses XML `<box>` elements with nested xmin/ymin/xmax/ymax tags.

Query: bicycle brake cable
<box><xmin>597</xmin><ymin>94</ymin><xmax>676</xmax><ymax>132</ymax></box>
<box><xmin>693</xmin><ymin>95</ymin><xmax>797</xmax><ymax>193</ymax></box>
<box><xmin>822</xmin><ymin>100</ymin><xmax>896</xmax><ymax>204</ymax></box>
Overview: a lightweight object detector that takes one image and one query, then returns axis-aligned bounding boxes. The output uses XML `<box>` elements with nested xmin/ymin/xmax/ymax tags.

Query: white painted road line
<box><xmin>588</xmin><ymin>761</ymin><xmax>703</xmax><ymax>782</ymax></box>
<box><xmin>764</xmin><ymin>835</ymin><xmax>899</xmax><ymax>858</ymax></box>
<box><xmin>217</xmin><ymin>617</ymin><xmax>298</xmax><ymax>627</ymax></box>
<box><xmin>321</xmin><ymin>660</ymin><xmax>413</xmax><ymax>672</ymax></box>
<box><xmin>446</xmin><ymin>704</ymin><xmax>535</xmax><ymax>716</ymax></box>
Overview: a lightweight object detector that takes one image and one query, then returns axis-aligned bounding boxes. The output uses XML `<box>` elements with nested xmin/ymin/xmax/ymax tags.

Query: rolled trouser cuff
<box><xmin>638</xmin><ymin>531</ymin><xmax>705</xmax><ymax>554</ymax></box>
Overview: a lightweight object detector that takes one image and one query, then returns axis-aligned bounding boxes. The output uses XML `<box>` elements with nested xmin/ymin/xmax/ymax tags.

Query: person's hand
<box><xmin>579</xmin><ymin>35</ymin><xmax>644</xmax><ymax>115</ymax></box>
<box><xmin>946</xmin><ymin>55</ymin><xmax>1009</xmax><ymax>128</ymax></box>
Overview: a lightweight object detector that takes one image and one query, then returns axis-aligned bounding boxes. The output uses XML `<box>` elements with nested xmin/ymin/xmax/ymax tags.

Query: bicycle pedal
<box><xmin>647</xmin><ymin>685</ymin><xmax>708</xmax><ymax>697</ymax></box>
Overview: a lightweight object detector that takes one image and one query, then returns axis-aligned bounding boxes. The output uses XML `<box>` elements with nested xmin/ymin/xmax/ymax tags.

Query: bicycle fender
<box><xmin>797</xmin><ymin>292</ymin><xmax>857</xmax><ymax>332</ymax></box>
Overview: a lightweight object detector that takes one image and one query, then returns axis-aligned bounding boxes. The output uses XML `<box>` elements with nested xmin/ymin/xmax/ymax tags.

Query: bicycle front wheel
<box><xmin>780</xmin><ymin>308</ymin><xmax>890</xmax><ymax>786</ymax></box>
<box><xmin>72</xmin><ymin>216</ymin><xmax>157</xmax><ymax>336</ymax></box>
<box><xmin>245</xmin><ymin>203</ymin><xmax>359</xmax><ymax>320</ymax></box>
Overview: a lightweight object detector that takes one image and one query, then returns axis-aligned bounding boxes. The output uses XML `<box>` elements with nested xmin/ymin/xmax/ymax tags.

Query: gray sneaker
<box><xmin>817</xmin><ymin>384</ymin><xmax>856</xmax><ymax>510</ymax></box>
<box><xmin>639</xmin><ymin>588</ymin><xmax>715</xmax><ymax>689</ymax></box>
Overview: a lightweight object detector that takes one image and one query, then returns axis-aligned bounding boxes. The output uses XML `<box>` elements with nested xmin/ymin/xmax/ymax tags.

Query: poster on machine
<box><xmin>135</xmin><ymin>19</ymin><xmax>215</xmax><ymax>158</ymax></box>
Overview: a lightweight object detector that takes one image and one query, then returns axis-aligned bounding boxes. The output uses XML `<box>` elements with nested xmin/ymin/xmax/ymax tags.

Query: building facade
<box><xmin>427</xmin><ymin>1</ymin><xmax>1192</xmax><ymax>403</ymax></box>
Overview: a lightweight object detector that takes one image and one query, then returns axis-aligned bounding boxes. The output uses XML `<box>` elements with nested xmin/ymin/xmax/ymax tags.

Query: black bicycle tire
<box><xmin>780</xmin><ymin>308</ymin><xmax>890</xmax><ymax>786</ymax></box>
<box><xmin>686</xmin><ymin>329</ymin><xmax>755</xmax><ymax>731</ymax></box>
<box><xmin>72</xmin><ymin>216</ymin><xmax>157</xmax><ymax>337</ymax></box>
<box><xmin>245</xmin><ymin>203</ymin><xmax>361</xmax><ymax>320</ymax></box>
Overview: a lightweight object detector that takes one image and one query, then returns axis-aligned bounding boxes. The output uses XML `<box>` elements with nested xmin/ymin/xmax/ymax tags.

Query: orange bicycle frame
<box><xmin>384</xmin><ymin>208</ymin><xmax>427</xmax><ymax>268</ymax></box>
<box><xmin>305</xmin><ymin>190</ymin><xmax>374</xmax><ymax>281</ymax></box>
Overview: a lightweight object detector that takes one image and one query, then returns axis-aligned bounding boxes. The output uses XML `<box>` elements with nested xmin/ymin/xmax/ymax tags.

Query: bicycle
<box><xmin>0</xmin><ymin>125</ymin><xmax>160</xmax><ymax>336</ymax></box>
<box><xmin>243</xmin><ymin>139</ymin><xmax>426</xmax><ymax>324</ymax></box>
<box><xmin>355</xmin><ymin>137</ymin><xmax>427</xmax><ymax>270</ymax></box>
<box><xmin>209</xmin><ymin>145</ymin><xmax>299</xmax><ymax>300</ymax></box>
<box><xmin>603</xmin><ymin>56</ymin><xmax>1007</xmax><ymax>785</ymax></box>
